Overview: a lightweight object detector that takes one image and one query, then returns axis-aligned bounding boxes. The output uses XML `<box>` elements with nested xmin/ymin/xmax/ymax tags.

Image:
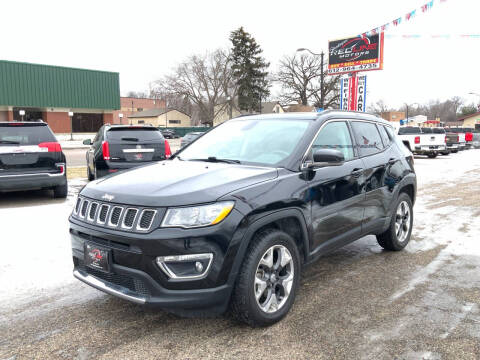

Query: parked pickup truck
<box><xmin>420</xmin><ymin>128</ymin><xmax>452</xmax><ymax>155</ymax></box>
<box><xmin>398</xmin><ymin>126</ymin><xmax>446</xmax><ymax>158</ymax></box>
<box><xmin>445</xmin><ymin>128</ymin><xmax>467</xmax><ymax>150</ymax></box>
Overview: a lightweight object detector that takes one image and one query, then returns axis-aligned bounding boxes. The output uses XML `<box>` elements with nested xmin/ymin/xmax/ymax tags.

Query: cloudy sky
<box><xmin>2</xmin><ymin>0</ymin><xmax>479</xmax><ymax>109</ymax></box>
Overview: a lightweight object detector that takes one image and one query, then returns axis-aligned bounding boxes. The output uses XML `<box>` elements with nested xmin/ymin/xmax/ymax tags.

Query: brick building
<box><xmin>113</xmin><ymin>97</ymin><xmax>166</xmax><ymax>124</ymax></box>
<box><xmin>0</xmin><ymin>60</ymin><xmax>120</xmax><ymax>133</ymax></box>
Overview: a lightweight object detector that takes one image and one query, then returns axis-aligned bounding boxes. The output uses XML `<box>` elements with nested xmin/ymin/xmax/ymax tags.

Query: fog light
<box><xmin>156</xmin><ymin>253</ymin><xmax>213</xmax><ymax>280</ymax></box>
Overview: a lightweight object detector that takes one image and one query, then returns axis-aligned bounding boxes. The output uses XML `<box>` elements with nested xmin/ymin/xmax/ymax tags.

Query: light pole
<box><xmin>19</xmin><ymin>109</ymin><xmax>25</xmax><ymax>122</ymax></box>
<box><xmin>404</xmin><ymin>103</ymin><xmax>420</xmax><ymax>124</ymax></box>
<box><xmin>68</xmin><ymin>111</ymin><xmax>74</xmax><ymax>140</ymax></box>
<box><xmin>119</xmin><ymin>113</ymin><xmax>124</xmax><ymax>125</ymax></box>
<box><xmin>297</xmin><ymin>48</ymin><xmax>325</xmax><ymax>109</ymax></box>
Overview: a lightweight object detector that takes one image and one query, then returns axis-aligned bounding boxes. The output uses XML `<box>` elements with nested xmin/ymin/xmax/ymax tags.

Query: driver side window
<box><xmin>310</xmin><ymin>121</ymin><xmax>354</xmax><ymax>161</ymax></box>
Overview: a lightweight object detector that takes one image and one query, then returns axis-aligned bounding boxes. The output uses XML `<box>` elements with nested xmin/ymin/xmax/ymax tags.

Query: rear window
<box><xmin>398</xmin><ymin>127</ymin><xmax>421</xmax><ymax>135</ymax></box>
<box><xmin>420</xmin><ymin>128</ymin><xmax>432</xmax><ymax>134</ymax></box>
<box><xmin>106</xmin><ymin>127</ymin><xmax>164</xmax><ymax>142</ymax></box>
<box><xmin>432</xmin><ymin>128</ymin><xmax>445</xmax><ymax>134</ymax></box>
<box><xmin>0</xmin><ymin>124</ymin><xmax>56</xmax><ymax>145</ymax></box>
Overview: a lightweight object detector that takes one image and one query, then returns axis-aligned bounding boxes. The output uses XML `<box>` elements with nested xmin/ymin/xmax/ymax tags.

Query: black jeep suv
<box><xmin>83</xmin><ymin>124</ymin><xmax>171</xmax><ymax>180</ymax></box>
<box><xmin>0</xmin><ymin>121</ymin><xmax>67</xmax><ymax>198</ymax></box>
<box><xmin>69</xmin><ymin>111</ymin><xmax>416</xmax><ymax>327</ymax></box>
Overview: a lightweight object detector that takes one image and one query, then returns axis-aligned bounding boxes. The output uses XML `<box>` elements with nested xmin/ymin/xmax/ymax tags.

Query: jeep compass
<box><xmin>69</xmin><ymin>111</ymin><xmax>416</xmax><ymax>327</ymax></box>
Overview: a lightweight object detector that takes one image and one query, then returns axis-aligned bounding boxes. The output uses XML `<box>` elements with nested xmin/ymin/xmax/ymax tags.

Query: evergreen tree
<box><xmin>230</xmin><ymin>27</ymin><xmax>270</xmax><ymax>112</ymax></box>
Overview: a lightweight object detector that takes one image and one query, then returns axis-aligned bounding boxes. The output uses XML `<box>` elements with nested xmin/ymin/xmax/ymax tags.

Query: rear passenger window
<box><xmin>378</xmin><ymin>125</ymin><xmax>391</xmax><ymax>147</ymax></box>
<box><xmin>311</xmin><ymin>121</ymin><xmax>354</xmax><ymax>161</ymax></box>
<box><xmin>351</xmin><ymin>121</ymin><xmax>384</xmax><ymax>157</ymax></box>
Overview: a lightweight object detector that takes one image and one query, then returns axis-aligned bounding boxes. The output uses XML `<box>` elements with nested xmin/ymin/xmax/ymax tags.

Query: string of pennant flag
<box><xmin>360</xmin><ymin>0</ymin><xmax>448</xmax><ymax>37</ymax></box>
<box><xmin>386</xmin><ymin>34</ymin><xmax>480</xmax><ymax>39</ymax></box>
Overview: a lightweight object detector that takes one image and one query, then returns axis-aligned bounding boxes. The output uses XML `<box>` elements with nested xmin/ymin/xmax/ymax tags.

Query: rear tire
<box><xmin>377</xmin><ymin>192</ymin><xmax>413</xmax><ymax>251</ymax></box>
<box><xmin>427</xmin><ymin>153</ymin><xmax>437</xmax><ymax>158</ymax></box>
<box><xmin>230</xmin><ymin>229</ymin><xmax>301</xmax><ymax>327</ymax></box>
<box><xmin>53</xmin><ymin>182</ymin><xmax>68</xmax><ymax>199</ymax></box>
<box><xmin>87</xmin><ymin>164</ymin><xmax>94</xmax><ymax>181</ymax></box>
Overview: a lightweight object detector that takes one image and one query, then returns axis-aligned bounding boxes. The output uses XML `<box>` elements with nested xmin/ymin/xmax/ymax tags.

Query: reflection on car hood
<box><xmin>81</xmin><ymin>160</ymin><xmax>278</xmax><ymax>206</ymax></box>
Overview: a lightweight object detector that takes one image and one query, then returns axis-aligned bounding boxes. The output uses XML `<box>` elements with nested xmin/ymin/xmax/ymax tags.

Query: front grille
<box><xmin>138</xmin><ymin>210</ymin><xmax>156</xmax><ymax>231</ymax></box>
<box><xmin>122</xmin><ymin>208</ymin><xmax>138</xmax><ymax>229</ymax></box>
<box><xmin>73</xmin><ymin>197</ymin><xmax>158</xmax><ymax>233</ymax></box>
<box><xmin>109</xmin><ymin>207</ymin><xmax>122</xmax><ymax>226</ymax></box>
<box><xmin>80</xmin><ymin>200</ymin><xmax>89</xmax><ymax>218</ymax></box>
<box><xmin>88</xmin><ymin>203</ymin><xmax>98</xmax><ymax>221</ymax></box>
<box><xmin>78</xmin><ymin>259</ymin><xmax>150</xmax><ymax>296</ymax></box>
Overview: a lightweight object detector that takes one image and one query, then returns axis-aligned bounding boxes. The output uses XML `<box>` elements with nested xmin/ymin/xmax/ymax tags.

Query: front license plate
<box><xmin>84</xmin><ymin>243</ymin><xmax>111</xmax><ymax>273</ymax></box>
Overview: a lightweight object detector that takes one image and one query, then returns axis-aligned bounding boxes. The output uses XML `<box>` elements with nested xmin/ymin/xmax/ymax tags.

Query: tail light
<box><xmin>39</xmin><ymin>142</ymin><xmax>62</xmax><ymax>152</ymax></box>
<box><xmin>466</xmin><ymin>133</ymin><xmax>473</xmax><ymax>142</ymax></box>
<box><xmin>414</xmin><ymin>136</ymin><xmax>420</xmax><ymax>144</ymax></box>
<box><xmin>102</xmin><ymin>141</ymin><xmax>110</xmax><ymax>160</ymax></box>
<box><xmin>445</xmin><ymin>135</ymin><xmax>447</xmax><ymax>143</ymax></box>
<box><xmin>56</xmin><ymin>163</ymin><xmax>65</xmax><ymax>174</ymax></box>
<box><xmin>165</xmin><ymin>140</ymin><xmax>172</xmax><ymax>159</ymax></box>
<box><xmin>457</xmin><ymin>135</ymin><xmax>460</xmax><ymax>142</ymax></box>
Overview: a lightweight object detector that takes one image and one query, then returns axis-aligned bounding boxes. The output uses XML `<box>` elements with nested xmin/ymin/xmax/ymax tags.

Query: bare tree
<box><xmin>275</xmin><ymin>53</ymin><xmax>340</xmax><ymax>109</ymax></box>
<box><xmin>126</xmin><ymin>91</ymin><xmax>148</xmax><ymax>98</ymax></box>
<box><xmin>153</xmin><ymin>49</ymin><xmax>237</xmax><ymax>126</ymax></box>
<box><xmin>368</xmin><ymin>99</ymin><xmax>392</xmax><ymax>116</ymax></box>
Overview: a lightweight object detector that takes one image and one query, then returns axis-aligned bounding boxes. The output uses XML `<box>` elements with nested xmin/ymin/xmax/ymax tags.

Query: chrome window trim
<box><xmin>96</xmin><ymin>204</ymin><xmax>110</xmax><ymax>225</ymax></box>
<box><xmin>136</xmin><ymin>209</ymin><xmax>157</xmax><ymax>231</ymax></box>
<box><xmin>87</xmin><ymin>202</ymin><xmax>99</xmax><ymax>222</ymax></box>
<box><xmin>121</xmin><ymin>208</ymin><xmax>138</xmax><ymax>230</ymax></box>
<box><xmin>108</xmin><ymin>206</ymin><xmax>124</xmax><ymax>227</ymax></box>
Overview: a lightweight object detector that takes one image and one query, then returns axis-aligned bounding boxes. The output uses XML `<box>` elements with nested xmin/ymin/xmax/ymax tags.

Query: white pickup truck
<box><xmin>398</xmin><ymin>126</ymin><xmax>446</xmax><ymax>158</ymax></box>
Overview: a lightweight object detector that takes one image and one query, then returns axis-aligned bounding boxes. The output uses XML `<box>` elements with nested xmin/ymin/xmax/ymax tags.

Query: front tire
<box><xmin>377</xmin><ymin>192</ymin><xmax>413</xmax><ymax>251</ymax></box>
<box><xmin>427</xmin><ymin>153</ymin><xmax>438</xmax><ymax>158</ymax></box>
<box><xmin>230</xmin><ymin>229</ymin><xmax>301</xmax><ymax>327</ymax></box>
<box><xmin>87</xmin><ymin>164</ymin><xmax>94</xmax><ymax>181</ymax></box>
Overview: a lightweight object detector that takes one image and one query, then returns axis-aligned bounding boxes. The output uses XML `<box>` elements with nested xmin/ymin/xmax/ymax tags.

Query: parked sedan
<box><xmin>0</xmin><ymin>121</ymin><xmax>67</xmax><ymax>197</ymax></box>
<box><xmin>180</xmin><ymin>131</ymin><xmax>204</xmax><ymax>148</ymax></box>
<box><xmin>84</xmin><ymin>125</ymin><xmax>171</xmax><ymax>180</ymax></box>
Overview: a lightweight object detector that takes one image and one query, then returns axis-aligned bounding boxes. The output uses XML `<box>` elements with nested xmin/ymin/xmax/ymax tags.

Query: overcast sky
<box><xmin>2</xmin><ymin>0</ymin><xmax>480</xmax><ymax>109</ymax></box>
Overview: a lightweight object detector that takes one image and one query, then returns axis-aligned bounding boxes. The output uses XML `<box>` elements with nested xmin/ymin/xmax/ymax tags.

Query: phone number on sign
<box><xmin>327</xmin><ymin>63</ymin><xmax>380</xmax><ymax>74</ymax></box>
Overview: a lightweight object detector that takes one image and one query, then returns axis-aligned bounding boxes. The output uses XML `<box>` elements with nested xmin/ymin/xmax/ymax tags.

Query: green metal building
<box><xmin>0</xmin><ymin>60</ymin><xmax>120</xmax><ymax>133</ymax></box>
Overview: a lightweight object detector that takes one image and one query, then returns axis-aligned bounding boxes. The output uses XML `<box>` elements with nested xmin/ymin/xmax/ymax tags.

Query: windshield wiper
<box><xmin>0</xmin><ymin>140</ymin><xmax>20</xmax><ymax>145</ymax></box>
<box><xmin>190</xmin><ymin>157</ymin><xmax>241</xmax><ymax>164</ymax></box>
<box><xmin>121</xmin><ymin>137</ymin><xmax>139</xmax><ymax>141</ymax></box>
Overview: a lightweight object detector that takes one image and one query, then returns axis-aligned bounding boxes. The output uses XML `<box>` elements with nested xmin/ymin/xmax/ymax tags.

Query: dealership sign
<box><xmin>340</xmin><ymin>75</ymin><xmax>367</xmax><ymax>112</ymax></box>
<box><xmin>327</xmin><ymin>33</ymin><xmax>384</xmax><ymax>75</ymax></box>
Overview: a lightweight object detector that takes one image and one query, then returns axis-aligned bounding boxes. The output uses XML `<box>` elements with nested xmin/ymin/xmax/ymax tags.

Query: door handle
<box><xmin>388</xmin><ymin>158</ymin><xmax>397</xmax><ymax>165</ymax></box>
<box><xmin>351</xmin><ymin>168</ymin><xmax>364</xmax><ymax>177</ymax></box>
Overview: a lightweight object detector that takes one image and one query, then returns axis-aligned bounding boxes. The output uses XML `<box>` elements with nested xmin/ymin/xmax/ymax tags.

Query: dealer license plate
<box><xmin>84</xmin><ymin>243</ymin><xmax>111</xmax><ymax>273</ymax></box>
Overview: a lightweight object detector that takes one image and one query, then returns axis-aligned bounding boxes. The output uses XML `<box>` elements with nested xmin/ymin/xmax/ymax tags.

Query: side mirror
<box><xmin>304</xmin><ymin>149</ymin><xmax>345</xmax><ymax>169</ymax></box>
<box><xmin>83</xmin><ymin>139</ymin><xmax>92</xmax><ymax>145</ymax></box>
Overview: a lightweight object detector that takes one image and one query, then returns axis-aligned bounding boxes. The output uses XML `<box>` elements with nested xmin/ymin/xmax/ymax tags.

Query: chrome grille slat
<box><xmin>97</xmin><ymin>204</ymin><xmax>110</xmax><ymax>225</ymax></box>
<box><xmin>137</xmin><ymin>209</ymin><xmax>156</xmax><ymax>231</ymax></box>
<box><xmin>108</xmin><ymin>206</ymin><xmax>123</xmax><ymax>227</ymax></box>
<box><xmin>122</xmin><ymin>208</ymin><xmax>138</xmax><ymax>229</ymax></box>
<box><xmin>87</xmin><ymin>202</ymin><xmax>99</xmax><ymax>222</ymax></box>
<box><xmin>80</xmin><ymin>200</ymin><xmax>89</xmax><ymax>218</ymax></box>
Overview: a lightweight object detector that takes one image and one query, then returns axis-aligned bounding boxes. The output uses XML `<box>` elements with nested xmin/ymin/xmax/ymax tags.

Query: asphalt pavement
<box><xmin>1</xmin><ymin>151</ymin><xmax>480</xmax><ymax>359</ymax></box>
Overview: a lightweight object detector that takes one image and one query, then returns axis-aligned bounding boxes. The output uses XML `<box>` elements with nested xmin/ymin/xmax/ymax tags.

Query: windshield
<box><xmin>178</xmin><ymin>119</ymin><xmax>310</xmax><ymax>165</ymax></box>
<box><xmin>0</xmin><ymin>124</ymin><xmax>56</xmax><ymax>145</ymax></box>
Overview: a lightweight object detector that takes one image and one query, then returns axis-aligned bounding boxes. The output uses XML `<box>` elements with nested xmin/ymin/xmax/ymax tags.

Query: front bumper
<box><xmin>0</xmin><ymin>171</ymin><xmax>66</xmax><ymax>191</ymax></box>
<box><xmin>70</xmin><ymin>208</ymin><xmax>247</xmax><ymax>312</ymax></box>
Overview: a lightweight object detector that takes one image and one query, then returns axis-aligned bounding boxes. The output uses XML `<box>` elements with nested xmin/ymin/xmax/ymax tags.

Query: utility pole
<box><xmin>320</xmin><ymin>51</ymin><xmax>325</xmax><ymax>109</ymax></box>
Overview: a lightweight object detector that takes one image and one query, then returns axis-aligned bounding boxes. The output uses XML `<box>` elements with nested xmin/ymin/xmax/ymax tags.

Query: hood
<box><xmin>81</xmin><ymin>160</ymin><xmax>278</xmax><ymax>206</ymax></box>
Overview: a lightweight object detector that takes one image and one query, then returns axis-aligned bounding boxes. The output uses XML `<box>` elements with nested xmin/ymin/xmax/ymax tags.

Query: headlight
<box><xmin>161</xmin><ymin>201</ymin><xmax>234</xmax><ymax>228</ymax></box>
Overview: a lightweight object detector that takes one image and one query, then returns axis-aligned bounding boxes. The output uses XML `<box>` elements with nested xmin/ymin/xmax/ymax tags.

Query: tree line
<box><xmin>130</xmin><ymin>27</ymin><xmax>339</xmax><ymax>126</ymax></box>
<box><xmin>369</xmin><ymin>98</ymin><xmax>479</xmax><ymax>123</ymax></box>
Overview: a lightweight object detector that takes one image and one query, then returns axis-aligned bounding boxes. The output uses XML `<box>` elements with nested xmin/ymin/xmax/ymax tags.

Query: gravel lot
<box><xmin>1</xmin><ymin>150</ymin><xmax>479</xmax><ymax>359</ymax></box>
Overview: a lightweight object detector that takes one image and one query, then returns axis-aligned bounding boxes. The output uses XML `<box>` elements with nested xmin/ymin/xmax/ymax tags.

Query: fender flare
<box><xmin>226</xmin><ymin>208</ymin><xmax>310</xmax><ymax>287</ymax></box>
